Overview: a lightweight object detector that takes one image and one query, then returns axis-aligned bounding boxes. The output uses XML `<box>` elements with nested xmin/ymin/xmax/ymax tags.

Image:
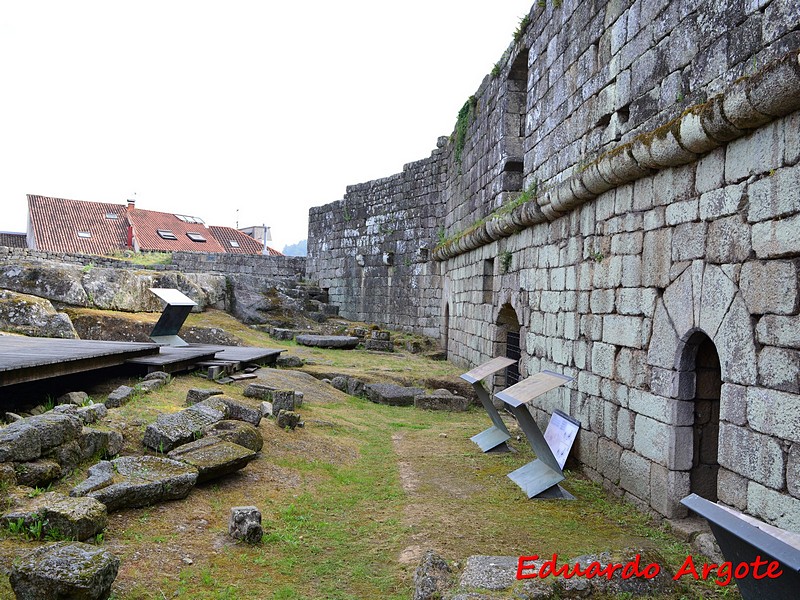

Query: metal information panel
<box><xmin>496</xmin><ymin>371</ymin><xmax>576</xmax><ymax>500</ymax></box>
<box><xmin>149</xmin><ymin>288</ymin><xmax>197</xmax><ymax>347</ymax></box>
<box><xmin>544</xmin><ymin>409</ymin><xmax>581</xmax><ymax>470</ymax></box>
<box><xmin>460</xmin><ymin>356</ymin><xmax>517</xmax><ymax>453</ymax></box>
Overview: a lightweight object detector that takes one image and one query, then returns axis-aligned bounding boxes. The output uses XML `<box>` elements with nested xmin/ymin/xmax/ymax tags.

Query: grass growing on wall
<box><xmin>453</xmin><ymin>95</ymin><xmax>478</xmax><ymax>166</ymax></box>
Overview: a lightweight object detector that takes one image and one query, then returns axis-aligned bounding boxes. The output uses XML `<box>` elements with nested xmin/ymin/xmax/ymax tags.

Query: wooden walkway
<box><xmin>0</xmin><ymin>336</ymin><xmax>160</xmax><ymax>387</ymax></box>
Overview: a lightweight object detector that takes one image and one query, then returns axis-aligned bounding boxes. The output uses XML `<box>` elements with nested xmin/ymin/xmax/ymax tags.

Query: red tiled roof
<box><xmin>0</xmin><ymin>232</ymin><xmax>27</xmax><ymax>248</ymax></box>
<box><xmin>27</xmin><ymin>195</ymin><xmax>129</xmax><ymax>254</ymax></box>
<box><xmin>208</xmin><ymin>226</ymin><xmax>283</xmax><ymax>255</ymax></box>
<box><xmin>127</xmin><ymin>209</ymin><xmax>227</xmax><ymax>253</ymax></box>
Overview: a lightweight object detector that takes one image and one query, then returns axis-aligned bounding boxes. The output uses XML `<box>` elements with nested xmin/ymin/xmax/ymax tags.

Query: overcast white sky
<box><xmin>0</xmin><ymin>1</ymin><xmax>529</xmax><ymax>252</ymax></box>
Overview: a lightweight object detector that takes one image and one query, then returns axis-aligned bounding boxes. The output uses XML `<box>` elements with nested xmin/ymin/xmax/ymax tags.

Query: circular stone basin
<box><xmin>295</xmin><ymin>335</ymin><xmax>360</xmax><ymax>349</ymax></box>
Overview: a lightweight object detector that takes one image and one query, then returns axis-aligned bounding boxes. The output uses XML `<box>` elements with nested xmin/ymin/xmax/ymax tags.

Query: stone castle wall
<box><xmin>306</xmin><ymin>0</ymin><xmax>800</xmax><ymax>528</ymax></box>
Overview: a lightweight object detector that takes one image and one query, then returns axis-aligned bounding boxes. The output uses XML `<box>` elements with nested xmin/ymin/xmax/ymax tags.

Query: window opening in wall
<box><xmin>497</xmin><ymin>48</ymin><xmax>528</xmax><ymax>198</ymax></box>
<box><xmin>682</xmin><ymin>332</ymin><xmax>722</xmax><ymax>502</ymax></box>
<box><xmin>483</xmin><ymin>259</ymin><xmax>494</xmax><ymax>304</ymax></box>
<box><xmin>495</xmin><ymin>303</ymin><xmax>522</xmax><ymax>389</ymax></box>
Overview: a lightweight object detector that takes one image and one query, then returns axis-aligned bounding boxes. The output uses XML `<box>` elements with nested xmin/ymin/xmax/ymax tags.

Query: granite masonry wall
<box><xmin>306</xmin><ymin>0</ymin><xmax>800</xmax><ymax>528</ymax></box>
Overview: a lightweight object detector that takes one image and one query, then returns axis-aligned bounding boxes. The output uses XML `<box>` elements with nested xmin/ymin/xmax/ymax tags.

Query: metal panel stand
<box><xmin>149</xmin><ymin>288</ymin><xmax>197</xmax><ymax>347</ymax></box>
<box><xmin>461</xmin><ymin>357</ymin><xmax>517</xmax><ymax>453</ymax></box>
<box><xmin>495</xmin><ymin>371</ymin><xmax>575</xmax><ymax>499</ymax></box>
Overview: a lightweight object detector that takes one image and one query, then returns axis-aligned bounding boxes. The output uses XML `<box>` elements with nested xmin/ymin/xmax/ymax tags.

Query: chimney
<box><xmin>127</xmin><ymin>198</ymin><xmax>136</xmax><ymax>210</ymax></box>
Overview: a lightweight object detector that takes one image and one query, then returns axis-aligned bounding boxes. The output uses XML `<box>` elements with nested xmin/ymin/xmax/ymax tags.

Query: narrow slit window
<box><xmin>186</xmin><ymin>232</ymin><xmax>207</xmax><ymax>242</ymax></box>
<box><xmin>157</xmin><ymin>229</ymin><xmax>178</xmax><ymax>240</ymax></box>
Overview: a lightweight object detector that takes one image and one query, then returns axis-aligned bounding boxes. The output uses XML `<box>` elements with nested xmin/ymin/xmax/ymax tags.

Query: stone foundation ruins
<box><xmin>307</xmin><ymin>1</ymin><xmax>800</xmax><ymax>526</ymax></box>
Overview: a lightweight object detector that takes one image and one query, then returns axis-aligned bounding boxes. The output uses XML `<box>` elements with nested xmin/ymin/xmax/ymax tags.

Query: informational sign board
<box><xmin>461</xmin><ymin>356</ymin><xmax>517</xmax><ymax>453</ymax></box>
<box><xmin>494</xmin><ymin>370</ymin><xmax>573</xmax><ymax>407</ymax></box>
<box><xmin>460</xmin><ymin>356</ymin><xmax>516</xmax><ymax>384</ymax></box>
<box><xmin>544</xmin><ymin>409</ymin><xmax>581</xmax><ymax>470</ymax></box>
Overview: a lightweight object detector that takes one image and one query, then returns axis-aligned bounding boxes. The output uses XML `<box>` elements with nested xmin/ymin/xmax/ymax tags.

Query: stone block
<box><xmin>295</xmin><ymin>334</ymin><xmax>359</xmax><ymax>349</ymax></box>
<box><xmin>642</xmin><ymin>229</ymin><xmax>672</xmax><ymax>287</ymax></box>
<box><xmin>672</xmin><ymin>222</ymin><xmax>707</xmax><ymax>261</ymax></box>
<box><xmin>705</xmin><ymin>215</ymin><xmax>752</xmax><ymax>264</ymax></box>
<box><xmin>186</xmin><ymin>388</ymin><xmax>224</xmax><ymax>404</ymax></box>
<box><xmin>276</xmin><ymin>410</ymin><xmax>302</xmax><ymax>430</ymax></box>
<box><xmin>629</xmin><ymin>390</ymin><xmax>693</xmax><ymax>425</ymax></box>
<box><xmin>649</xmin><ymin>367</ymin><xmax>693</xmax><ymax>399</ymax></box>
<box><xmin>758</xmin><ymin>346</ymin><xmax>800</xmax><ymax>393</ymax></box>
<box><xmin>665</xmin><ymin>199</ymin><xmax>699</xmax><ymax>225</ymax></box>
<box><xmin>699</xmin><ymin>182</ymin><xmax>746</xmax><ymax>221</ymax></box>
<box><xmin>602</xmin><ymin>315</ymin><xmax>644</xmax><ymax>348</ymax></box>
<box><xmin>105</xmin><ymin>385</ymin><xmax>135</xmax><ymax>408</ymax></box>
<box><xmin>216</xmin><ymin>396</ymin><xmax>262</xmax><ymax>426</ymax></box>
<box><xmin>365</xmin><ymin>383</ymin><xmax>425</xmax><ymax>407</ymax></box>
<box><xmin>3</xmin><ymin>491</ymin><xmax>108</xmax><ymax>542</ymax></box>
<box><xmin>597</xmin><ymin>438</ymin><xmax>622</xmax><ymax>484</ymax></box>
<box><xmin>229</xmin><ymin>506</ymin><xmax>263</xmax><ymax>544</ymax></box>
<box><xmin>619</xmin><ymin>450</ymin><xmax>652</xmax><ymax>502</ymax></box>
<box><xmin>0</xmin><ymin>421</ymin><xmax>41</xmax><ymax>463</ymax></box>
<box><xmin>698</xmin><ymin>265</ymin><xmax>737</xmax><ymax>339</ymax></box>
<box><xmin>757</xmin><ymin>315</ymin><xmax>800</xmax><ymax>348</ymax></box>
<box><xmin>590</xmin><ymin>342</ymin><xmax>616</xmax><ymax>379</ymax></box>
<box><xmin>26</xmin><ymin>412</ymin><xmax>83</xmax><ymax>452</ymax></box>
<box><xmin>57</xmin><ymin>391</ymin><xmax>89</xmax><ymax>406</ymax></box>
<box><xmin>574</xmin><ymin>428</ymin><xmax>598</xmax><ymax>470</ymax></box>
<box><xmin>615</xmin><ymin>348</ymin><xmax>648</xmax><ymax>389</ymax></box>
<box><xmin>717</xmin><ymin>467</ymin><xmax>749</xmax><ymax>511</ymax></box>
<box><xmin>79</xmin><ymin>427</ymin><xmax>123</xmax><ymax>461</ymax></box>
<box><xmin>752</xmin><ymin>214</ymin><xmax>800</xmax><ymax>258</ymax></box>
<box><xmin>168</xmin><ymin>437</ymin><xmax>258</xmax><ymax>483</ymax></box>
<box><xmin>788</xmin><ymin>443</ymin><xmax>800</xmax><ymax>499</ymax></box>
<box><xmin>617</xmin><ymin>407</ymin><xmax>635</xmax><ymax>449</ymax></box>
<box><xmin>725</xmin><ymin>120</ymin><xmax>785</xmax><ymax>183</ymax></box>
<box><xmin>9</xmin><ymin>542</ymin><xmax>119</xmax><ymax>600</ymax></box>
<box><xmin>718</xmin><ymin>422</ymin><xmax>785</xmax><ymax>489</ymax></box>
<box><xmin>365</xmin><ymin>339</ymin><xmax>395</xmax><ymax>352</ymax></box>
<box><xmin>207</xmin><ymin>420</ymin><xmax>263</xmax><ymax>453</ymax></box>
<box><xmin>589</xmin><ymin>289</ymin><xmax>615</xmax><ymax>313</ymax></box>
<box><xmin>715</xmin><ymin>295</ymin><xmax>758</xmax><ymax>385</ymax></box>
<box><xmin>747</xmin><ymin>387</ymin><xmax>800</xmax><ymax>443</ymax></box>
<box><xmin>719</xmin><ymin>383</ymin><xmax>748</xmax><ymax>426</ymax></box>
<box><xmin>650</xmin><ymin>463</ymin><xmax>690</xmax><ymax>518</ymax></box>
<box><xmin>634</xmin><ymin>414</ymin><xmax>693</xmax><ymax>469</ymax></box>
<box><xmin>740</xmin><ymin>260</ymin><xmax>799</xmax><ymax>315</ymax></box>
<box><xmin>271</xmin><ymin>390</ymin><xmax>297</xmax><ymax>415</ymax></box>
<box><xmin>14</xmin><ymin>459</ymin><xmax>61</xmax><ymax>488</ymax></box>
<box><xmin>695</xmin><ymin>147</ymin><xmax>725</xmax><ymax>194</ymax></box>
<box><xmin>76</xmin><ymin>403</ymin><xmax>108</xmax><ymax>425</ymax></box>
<box><xmin>747</xmin><ymin>168</ymin><xmax>800</xmax><ymax>223</ymax></box>
<box><xmin>747</xmin><ymin>481</ymin><xmax>800</xmax><ymax>532</ymax></box>
<box><xmin>414</xmin><ymin>391</ymin><xmax>468</xmax><ymax>412</ymax></box>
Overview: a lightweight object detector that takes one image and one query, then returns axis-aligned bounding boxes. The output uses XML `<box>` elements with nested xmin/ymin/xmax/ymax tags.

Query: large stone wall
<box><xmin>306</xmin><ymin>0</ymin><xmax>800</xmax><ymax>528</ymax></box>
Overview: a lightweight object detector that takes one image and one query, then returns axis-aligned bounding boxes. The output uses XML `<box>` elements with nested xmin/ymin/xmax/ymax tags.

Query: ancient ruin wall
<box><xmin>307</xmin><ymin>149</ymin><xmax>446</xmax><ymax>337</ymax></box>
<box><xmin>306</xmin><ymin>0</ymin><xmax>800</xmax><ymax>527</ymax></box>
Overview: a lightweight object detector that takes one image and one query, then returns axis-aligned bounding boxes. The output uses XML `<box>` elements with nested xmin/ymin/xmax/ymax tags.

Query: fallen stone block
<box><xmin>71</xmin><ymin>456</ymin><xmax>198</xmax><ymax>511</ymax></box>
<box><xmin>414</xmin><ymin>390</ymin><xmax>469</xmax><ymax>412</ymax></box>
<box><xmin>144</xmin><ymin>371</ymin><xmax>170</xmax><ymax>382</ymax></box>
<box><xmin>371</xmin><ymin>330</ymin><xmax>391</xmax><ymax>341</ymax></box>
<box><xmin>271</xmin><ymin>328</ymin><xmax>297</xmax><ymax>341</ymax></box>
<box><xmin>216</xmin><ymin>396</ymin><xmax>262</xmax><ymax>426</ymax></box>
<box><xmin>186</xmin><ymin>388</ymin><xmax>224</xmax><ymax>405</ymax></box>
<box><xmin>56</xmin><ymin>391</ymin><xmax>89</xmax><ymax>406</ymax></box>
<box><xmin>365</xmin><ymin>383</ymin><xmax>425</xmax><ymax>407</ymax></box>
<box><xmin>0</xmin><ymin>463</ymin><xmax>17</xmax><ymax>486</ymax></box>
<box><xmin>142</xmin><ymin>399</ymin><xmax>229</xmax><ymax>453</ymax></box>
<box><xmin>272</xmin><ymin>390</ymin><xmax>296</xmax><ymax>415</ymax></box>
<box><xmin>330</xmin><ymin>376</ymin><xmax>349</xmax><ymax>393</ymax></box>
<box><xmin>413</xmin><ymin>550</ymin><xmax>452</xmax><ymax>600</ymax></box>
<box><xmin>243</xmin><ymin>383</ymin><xmax>275</xmax><ymax>400</ymax></box>
<box><xmin>276</xmin><ymin>411</ymin><xmax>301</xmax><ymax>430</ymax></box>
<box><xmin>79</xmin><ymin>427</ymin><xmax>123</xmax><ymax>460</ymax></box>
<box><xmin>2</xmin><ymin>491</ymin><xmax>108</xmax><ymax>542</ymax></box>
<box><xmin>260</xmin><ymin>401</ymin><xmax>273</xmax><ymax>418</ymax></box>
<box><xmin>76</xmin><ymin>403</ymin><xmax>108</xmax><ymax>425</ymax></box>
<box><xmin>26</xmin><ymin>411</ymin><xmax>83</xmax><ymax>452</ymax></box>
<box><xmin>105</xmin><ymin>385</ymin><xmax>135</xmax><ymax>408</ymax></box>
<box><xmin>136</xmin><ymin>379</ymin><xmax>165</xmax><ymax>393</ymax></box>
<box><xmin>10</xmin><ymin>541</ymin><xmax>119</xmax><ymax>600</ymax></box>
<box><xmin>229</xmin><ymin>506</ymin><xmax>263</xmax><ymax>544</ymax></box>
<box><xmin>295</xmin><ymin>334</ymin><xmax>359</xmax><ymax>349</ymax></box>
<box><xmin>365</xmin><ymin>339</ymin><xmax>394</xmax><ymax>352</ymax></box>
<box><xmin>14</xmin><ymin>459</ymin><xmax>61</xmax><ymax>488</ymax></box>
<box><xmin>0</xmin><ymin>421</ymin><xmax>42</xmax><ymax>462</ymax></box>
<box><xmin>207</xmin><ymin>420</ymin><xmax>264</xmax><ymax>453</ymax></box>
<box><xmin>168</xmin><ymin>437</ymin><xmax>258</xmax><ymax>483</ymax></box>
<box><xmin>46</xmin><ymin>440</ymin><xmax>83</xmax><ymax>475</ymax></box>
<box><xmin>276</xmin><ymin>355</ymin><xmax>304</xmax><ymax>368</ymax></box>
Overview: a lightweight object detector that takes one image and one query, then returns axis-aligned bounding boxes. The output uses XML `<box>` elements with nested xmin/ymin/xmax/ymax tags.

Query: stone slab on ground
<box><xmin>167</xmin><ymin>437</ymin><xmax>258</xmax><ymax>483</ymax></box>
<box><xmin>10</xmin><ymin>541</ymin><xmax>119</xmax><ymax>600</ymax></box>
<box><xmin>216</xmin><ymin>396</ymin><xmax>262</xmax><ymax>426</ymax></box>
<box><xmin>186</xmin><ymin>388</ymin><xmax>224</xmax><ymax>404</ymax></box>
<box><xmin>105</xmin><ymin>385</ymin><xmax>135</xmax><ymax>408</ymax></box>
<box><xmin>243</xmin><ymin>383</ymin><xmax>275</xmax><ymax>400</ymax></box>
<box><xmin>13</xmin><ymin>459</ymin><xmax>61</xmax><ymax>487</ymax></box>
<box><xmin>365</xmin><ymin>383</ymin><xmax>425</xmax><ymax>407</ymax></box>
<box><xmin>70</xmin><ymin>456</ymin><xmax>198</xmax><ymax>512</ymax></box>
<box><xmin>414</xmin><ymin>390</ymin><xmax>469</xmax><ymax>412</ymax></box>
<box><xmin>142</xmin><ymin>398</ymin><xmax>229</xmax><ymax>452</ymax></box>
<box><xmin>295</xmin><ymin>334</ymin><xmax>360</xmax><ymax>349</ymax></box>
<box><xmin>365</xmin><ymin>339</ymin><xmax>394</xmax><ymax>352</ymax></box>
<box><xmin>2</xmin><ymin>490</ymin><xmax>107</xmax><ymax>542</ymax></box>
<box><xmin>207</xmin><ymin>420</ymin><xmax>264</xmax><ymax>453</ymax></box>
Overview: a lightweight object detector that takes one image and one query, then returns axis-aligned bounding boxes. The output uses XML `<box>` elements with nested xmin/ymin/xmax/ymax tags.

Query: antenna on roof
<box><xmin>235</xmin><ymin>208</ymin><xmax>239</xmax><ymax>229</ymax></box>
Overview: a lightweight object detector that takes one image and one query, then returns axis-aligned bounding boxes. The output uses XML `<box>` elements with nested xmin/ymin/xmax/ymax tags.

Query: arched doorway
<box><xmin>496</xmin><ymin>303</ymin><xmax>521</xmax><ymax>388</ymax></box>
<box><xmin>680</xmin><ymin>331</ymin><xmax>722</xmax><ymax>501</ymax></box>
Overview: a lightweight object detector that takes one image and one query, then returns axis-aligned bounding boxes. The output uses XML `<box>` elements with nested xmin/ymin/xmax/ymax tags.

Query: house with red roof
<box><xmin>25</xmin><ymin>195</ymin><xmax>282</xmax><ymax>256</ymax></box>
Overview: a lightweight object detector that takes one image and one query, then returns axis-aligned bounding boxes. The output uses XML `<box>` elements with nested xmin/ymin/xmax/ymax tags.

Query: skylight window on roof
<box><xmin>187</xmin><ymin>232</ymin><xmax>207</xmax><ymax>242</ymax></box>
<box><xmin>77</xmin><ymin>231</ymin><xmax>91</xmax><ymax>239</ymax></box>
<box><xmin>105</xmin><ymin>212</ymin><xmax>119</xmax><ymax>219</ymax></box>
<box><xmin>157</xmin><ymin>229</ymin><xmax>178</xmax><ymax>240</ymax></box>
<box><xmin>229</xmin><ymin>240</ymin><xmax>240</xmax><ymax>248</ymax></box>
<box><xmin>175</xmin><ymin>214</ymin><xmax>205</xmax><ymax>225</ymax></box>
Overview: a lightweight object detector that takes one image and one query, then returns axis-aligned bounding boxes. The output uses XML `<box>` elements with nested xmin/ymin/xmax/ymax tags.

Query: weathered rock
<box><xmin>186</xmin><ymin>388</ymin><xmax>224</xmax><ymax>404</ymax></box>
<box><xmin>0</xmin><ymin>463</ymin><xmax>17</xmax><ymax>486</ymax></box>
<box><xmin>207</xmin><ymin>420</ymin><xmax>264</xmax><ymax>453</ymax></box>
<box><xmin>413</xmin><ymin>550</ymin><xmax>452</xmax><ymax>600</ymax></box>
<box><xmin>136</xmin><ymin>379</ymin><xmax>165</xmax><ymax>393</ymax></box>
<box><xmin>0</xmin><ymin>421</ymin><xmax>41</xmax><ymax>462</ymax></box>
<box><xmin>168</xmin><ymin>437</ymin><xmax>258</xmax><ymax>483</ymax></box>
<box><xmin>57</xmin><ymin>391</ymin><xmax>89</xmax><ymax>406</ymax></box>
<box><xmin>142</xmin><ymin>398</ymin><xmax>229</xmax><ymax>452</ymax></box>
<box><xmin>414</xmin><ymin>390</ymin><xmax>469</xmax><ymax>412</ymax></box>
<box><xmin>2</xmin><ymin>491</ymin><xmax>108</xmax><ymax>542</ymax></box>
<box><xmin>276</xmin><ymin>355</ymin><xmax>304</xmax><ymax>367</ymax></box>
<box><xmin>271</xmin><ymin>390</ymin><xmax>296</xmax><ymax>416</ymax></box>
<box><xmin>365</xmin><ymin>339</ymin><xmax>394</xmax><ymax>352</ymax></box>
<box><xmin>79</xmin><ymin>427</ymin><xmax>123</xmax><ymax>460</ymax></box>
<box><xmin>71</xmin><ymin>456</ymin><xmax>198</xmax><ymax>511</ymax></box>
<box><xmin>229</xmin><ymin>506</ymin><xmax>263</xmax><ymax>544</ymax></box>
<box><xmin>10</xmin><ymin>541</ymin><xmax>119</xmax><ymax>600</ymax></box>
<box><xmin>330</xmin><ymin>376</ymin><xmax>349</xmax><ymax>393</ymax></box>
<box><xmin>105</xmin><ymin>385</ymin><xmax>135</xmax><ymax>408</ymax></box>
<box><xmin>365</xmin><ymin>383</ymin><xmax>425</xmax><ymax>407</ymax></box>
<box><xmin>5</xmin><ymin>412</ymin><xmax>23</xmax><ymax>423</ymax></box>
<box><xmin>276</xmin><ymin>411</ymin><xmax>301</xmax><ymax>429</ymax></box>
<box><xmin>14</xmin><ymin>459</ymin><xmax>61</xmax><ymax>487</ymax></box>
<box><xmin>26</xmin><ymin>411</ymin><xmax>83</xmax><ymax>452</ymax></box>
<box><xmin>0</xmin><ymin>289</ymin><xmax>79</xmax><ymax>339</ymax></box>
<box><xmin>260</xmin><ymin>401</ymin><xmax>273</xmax><ymax>418</ymax></box>
<box><xmin>271</xmin><ymin>328</ymin><xmax>297</xmax><ymax>341</ymax></box>
<box><xmin>76</xmin><ymin>403</ymin><xmax>108</xmax><ymax>425</ymax></box>
<box><xmin>295</xmin><ymin>334</ymin><xmax>360</xmax><ymax>349</ymax></box>
<box><xmin>144</xmin><ymin>371</ymin><xmax>170</xmax><ymax>382</ymax></box>
<box><xmin>216</xmin><ymin>396</ymin><xmax>262</xmax><ymax>426</ymax></box>
<box><xmin>243</xmin><ymin>383</ymin><xmax>275</xmax><ymax>400</ymax></box>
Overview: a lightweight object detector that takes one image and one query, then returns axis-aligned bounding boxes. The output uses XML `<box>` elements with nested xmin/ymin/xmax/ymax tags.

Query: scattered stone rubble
<box><xmin>10</xmin><ymin>541</ymin><xmax>120</xmax><ymax>600</ymax></box>
<box><xmin>364</xmin><ymin>329</ymin><xmax>394</xmax><ymax>352</ymax></box>
<box><xmin>2</xmin><ymin>489</ymin><xmax>108</xmax><ymax>542</ymax></box>
<box><xmin>229</xmin><ymin>506</ymin><xmax>263</xmax><ymax>544</ymax></box>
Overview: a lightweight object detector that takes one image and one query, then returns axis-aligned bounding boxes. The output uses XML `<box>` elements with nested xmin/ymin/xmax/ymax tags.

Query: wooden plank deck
<box><xmin>0</xmin><ymin>336</ymin><xmax>160</xmax><ymax>387</ymax></box>
<box><xmin>125</xmin><ymin>346</ymin><xmax>220</xmax><ymax>374</ymax></box>
<box><xmin>201</xmin><ymin>346</ymin><xmax>283</xmax><ymax>365</ymax></box>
